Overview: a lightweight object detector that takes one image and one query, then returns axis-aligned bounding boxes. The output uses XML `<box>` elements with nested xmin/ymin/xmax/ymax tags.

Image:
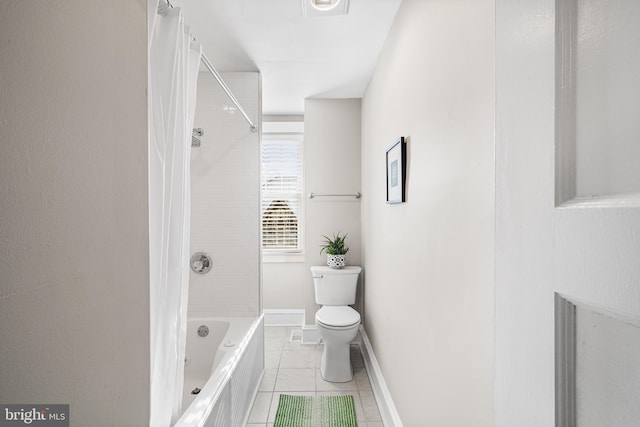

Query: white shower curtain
<box><xmin>149</xmin><ymin>3</ymin><xmax>201</xmax><ymax>426</ymax></box>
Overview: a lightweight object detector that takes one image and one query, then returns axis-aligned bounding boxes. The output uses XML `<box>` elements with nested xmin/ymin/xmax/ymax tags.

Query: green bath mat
<box><xmin>274</xmin><ymin>394</ymin><xmax>358</xmax><ymax>427</ymax></box>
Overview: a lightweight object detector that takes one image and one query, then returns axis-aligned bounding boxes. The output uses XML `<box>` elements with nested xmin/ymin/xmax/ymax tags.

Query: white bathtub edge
<box><xmin>175</xmin><ymin>315</ymin><xmax>264</xmax><ymax>427</ymax></box>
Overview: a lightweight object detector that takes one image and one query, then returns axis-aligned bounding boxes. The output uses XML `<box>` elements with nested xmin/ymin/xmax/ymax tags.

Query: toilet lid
<box><xmin>316</xmin><ymin>306</ymin><xmax>361</xmax><ymax>328</ymax></box>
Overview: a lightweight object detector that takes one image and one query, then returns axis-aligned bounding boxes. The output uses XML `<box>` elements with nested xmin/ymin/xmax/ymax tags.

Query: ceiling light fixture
<box><xmin>302</xmin><ymin>0</ymin><xmax>350</xmax><ymax>17</ymax></box>
<box><xmin>312</xmin><ymin>0</ymin><xmax>337</xmax><ymax>9</ymax></box>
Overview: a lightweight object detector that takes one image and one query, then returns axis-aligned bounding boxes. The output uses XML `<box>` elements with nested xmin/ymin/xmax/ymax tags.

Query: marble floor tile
<box><xmin>245</xmin><ymin>327</ymin><xmax>383</xmax><ymax>427</ymax></box>
<box><xmin>247</xmin><ymin>392</ymin><xmax>272</xmax><ymax>424</ymax></box>
<box><xmin>279</xmin><ymin>349</ymin><xmax>321</xmax><ymax>369</ymax></box>
<box><xmin>265</xmin><ymin>351</ymin><xmax>281</xmax><ymax>369</ymax></box>
<box><xmin>315</xmin><ymin>368</ymin><xmax>358</xmax><ymax>392</ymax></box>
<box><xmin>258</xmin><ymin>368</ymin><xmax>277</xmax><ymax>392</ymax></box>
<box><xmin>274</xmin><ymin>368</ymin><xmax>316</xmax><ymax>391</ymax></box>
<box><xmin>354</xmin><ymin>365</ymin><xmax>372</xmax><ymax>390</ymax></box>
<box><xmin>359</xmin><ymin>389</ymin><xmax>382</xmax><ymax>421</ymax></box>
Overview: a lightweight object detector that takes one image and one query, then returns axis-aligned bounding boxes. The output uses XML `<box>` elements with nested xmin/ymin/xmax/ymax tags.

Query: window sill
<box><xmin>262</xmin><ymin>253</ymin><xmax>306</xmax><ymax>263</ymax></box>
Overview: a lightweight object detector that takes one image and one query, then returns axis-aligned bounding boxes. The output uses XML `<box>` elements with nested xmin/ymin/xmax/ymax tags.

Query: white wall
<box><xmin>360</xmin><ymin>1</ymin><xmax>495</xmax><ymax>425</ymax></box>
<box><xmin>189</xmin><ymin>72</ymin><xmax>261</xmax><ymax>317</ymax></box>
<box><xmin>0</xmin><ymin>1</ymin><xmax>149</xmax><ymax>424</ymax></box>
<box><xmin>261</xmin><ymin>117</ymin><xmax>308</xmax><ymax>314</ymax></box>
<box><xmin>260</xmin><ymin>101</ymin><xmax>361</xmax><ymax>325</ymax></box>
<box><xmin>262</xmin><ymin>262</ymin><xmax>308</xmax><ymax>310</ymax></box>
<box><xmin>304</xmin><ymin>99</ymin><xmax>362</xmax><ymax>325</ymax></box>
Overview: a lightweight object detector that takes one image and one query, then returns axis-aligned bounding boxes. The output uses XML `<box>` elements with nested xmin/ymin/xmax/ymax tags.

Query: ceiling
<box><xmin>173</xmin><ymin>0</ymin><xmax>401</xmax><ymax>116</ymax></box>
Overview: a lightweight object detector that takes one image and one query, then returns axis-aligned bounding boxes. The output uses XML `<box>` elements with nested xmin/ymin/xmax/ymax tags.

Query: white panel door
<box><xmin>496</xmin><ymin>0</ymin><xmax>640</xmax><ymax>425</ymax></box>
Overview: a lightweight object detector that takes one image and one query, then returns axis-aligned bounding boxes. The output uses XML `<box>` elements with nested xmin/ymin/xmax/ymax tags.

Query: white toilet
<box><xmin>311</xmin><ymin>265</ymin><xmax>362</xmax><ymax>382</ymax></box>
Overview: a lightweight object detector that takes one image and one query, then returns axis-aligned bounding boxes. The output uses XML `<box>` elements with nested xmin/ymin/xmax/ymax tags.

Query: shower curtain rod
<box><xmin>199</xmin><ymin>54</ymin><xmax>258</xmax><ymax>133</ymax></box>
<box><xmin>159</xmin><ymin>0</ymin><xmax>258</xmax><ymax>133</ymax></box>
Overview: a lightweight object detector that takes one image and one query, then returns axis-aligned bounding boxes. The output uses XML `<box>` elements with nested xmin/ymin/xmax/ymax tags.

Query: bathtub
<box><xmin>175</xmin><ymin>315</ymin><xmax>264</xmax><ymax>427</ymax></box>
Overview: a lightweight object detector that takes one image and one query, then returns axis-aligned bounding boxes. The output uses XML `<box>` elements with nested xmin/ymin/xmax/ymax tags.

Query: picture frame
<box><xmin>386</xmin><ymin>137</ymin><xmax>406</xmax><ymax>203</ymax></box>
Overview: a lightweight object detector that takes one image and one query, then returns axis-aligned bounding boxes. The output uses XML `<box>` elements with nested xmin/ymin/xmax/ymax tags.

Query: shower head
<box><xmin>157</xmin><ymin>0</ymin><xmax>172</xmax><ymax>15</ymax></box>
<box><xmin>192</xmin><ymin>128</ymin><xmax>203</xmax><ymax>147</ymax></box>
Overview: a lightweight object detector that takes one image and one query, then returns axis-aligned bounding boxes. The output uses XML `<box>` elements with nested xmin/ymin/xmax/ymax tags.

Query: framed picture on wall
<box><xmin>386</xmin><ymin>136</ymin><xmax>406</xmax><ymax>203</ymax></box>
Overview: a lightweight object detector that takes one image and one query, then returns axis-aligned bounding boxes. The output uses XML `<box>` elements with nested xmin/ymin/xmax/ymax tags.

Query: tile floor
<box><xmin>246</xmin><ymin>326</ymin><xmax>384</xmax><ymax>427</ymax></box>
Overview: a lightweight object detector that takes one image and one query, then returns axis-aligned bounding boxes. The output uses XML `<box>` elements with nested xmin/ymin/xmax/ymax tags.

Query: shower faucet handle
<box><xmin>190</xmin><ymin>252</ymin><xmax>212</xmax><ymax>274</ymax></box>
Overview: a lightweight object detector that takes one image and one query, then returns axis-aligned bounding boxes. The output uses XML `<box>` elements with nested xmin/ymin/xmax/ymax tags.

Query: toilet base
<box><xmin>320</xmin><ymin>342</ymin><xmax>352</xmax><ymax>382</ymax></box>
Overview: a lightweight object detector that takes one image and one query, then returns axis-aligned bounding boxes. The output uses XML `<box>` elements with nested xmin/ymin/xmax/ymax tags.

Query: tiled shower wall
<box><xmin>189</xmin><ymin>71</ymin><xmax>261</xmax><ymax>316</ymax></box>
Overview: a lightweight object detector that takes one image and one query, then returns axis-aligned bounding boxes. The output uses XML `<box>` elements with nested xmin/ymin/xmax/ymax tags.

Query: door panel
<box><xmin>496</xmin><ymin>0</ymin><xmax>640</xmax><ymax>425</ymax></box>
<box><xmin>575</xmin><ymin>303</ymin><xmax>640</xmax><ymax>427</ymax></box>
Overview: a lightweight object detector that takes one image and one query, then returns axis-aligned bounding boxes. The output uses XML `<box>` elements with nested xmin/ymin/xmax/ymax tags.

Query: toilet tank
<box><xmin>311</xmin><ymin>266</ymin><xmax>362</xmax><ymax>306</ymax></box>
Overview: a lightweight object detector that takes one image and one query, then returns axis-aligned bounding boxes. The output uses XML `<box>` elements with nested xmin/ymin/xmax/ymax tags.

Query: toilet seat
<box><xmin>315</xmin><ymin>306</ymin><xmax>360</xmax><ymax>329</ymax></box>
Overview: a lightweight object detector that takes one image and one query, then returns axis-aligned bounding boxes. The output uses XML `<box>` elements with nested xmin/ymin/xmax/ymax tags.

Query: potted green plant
<box><xmin>320</xmin><ymin>233</ymin><xmax>349</xmax><ymax>269</ymax></box>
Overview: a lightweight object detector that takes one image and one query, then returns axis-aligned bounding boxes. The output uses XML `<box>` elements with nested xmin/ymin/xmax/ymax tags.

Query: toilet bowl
<box><xmin>315</xmin><ymin>305</ymin><xmax>360</xmax><ymax>382</ymax></box>
<box><xmin>311</xmin><ymin>266</ymin><xmax>362</xmax><ymax>382</ymax></box>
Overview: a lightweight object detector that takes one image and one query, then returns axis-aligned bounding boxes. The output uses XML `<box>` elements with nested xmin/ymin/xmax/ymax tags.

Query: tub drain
<box><xmin>191</xmin><ymin>387</ymin><xmax>201</xmax><ymax>395</ymax></box>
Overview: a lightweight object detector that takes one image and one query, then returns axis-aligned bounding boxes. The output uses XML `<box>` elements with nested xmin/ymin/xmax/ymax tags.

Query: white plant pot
<box><xmin>327</xmin><ymin>254</ymin><xmax>346</xmax><ymax>269</ymax></box>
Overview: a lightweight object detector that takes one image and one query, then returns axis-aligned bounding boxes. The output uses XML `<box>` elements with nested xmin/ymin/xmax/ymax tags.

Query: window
<box><xmin>261</xmin><ymin>130</ymin><xmax>303</xmax><ymax>253</ymax></box>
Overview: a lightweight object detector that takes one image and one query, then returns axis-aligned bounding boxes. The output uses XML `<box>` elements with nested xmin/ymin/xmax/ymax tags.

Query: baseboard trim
<box><xmin>358</xmin><ymin>325</ymin><xmax>403</xmax><ymax>427</ymax></box>
<box><xmin>263</xmin><ymin>309</ymin><xmax>305</xmax><ymax>327</ymax></box>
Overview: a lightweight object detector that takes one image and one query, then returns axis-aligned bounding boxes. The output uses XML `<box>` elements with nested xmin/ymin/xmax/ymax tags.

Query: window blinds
<box><xmin>261</xmin><ymin>138</ymin><xmax>303</xmax><ymax>251</ymax></box>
